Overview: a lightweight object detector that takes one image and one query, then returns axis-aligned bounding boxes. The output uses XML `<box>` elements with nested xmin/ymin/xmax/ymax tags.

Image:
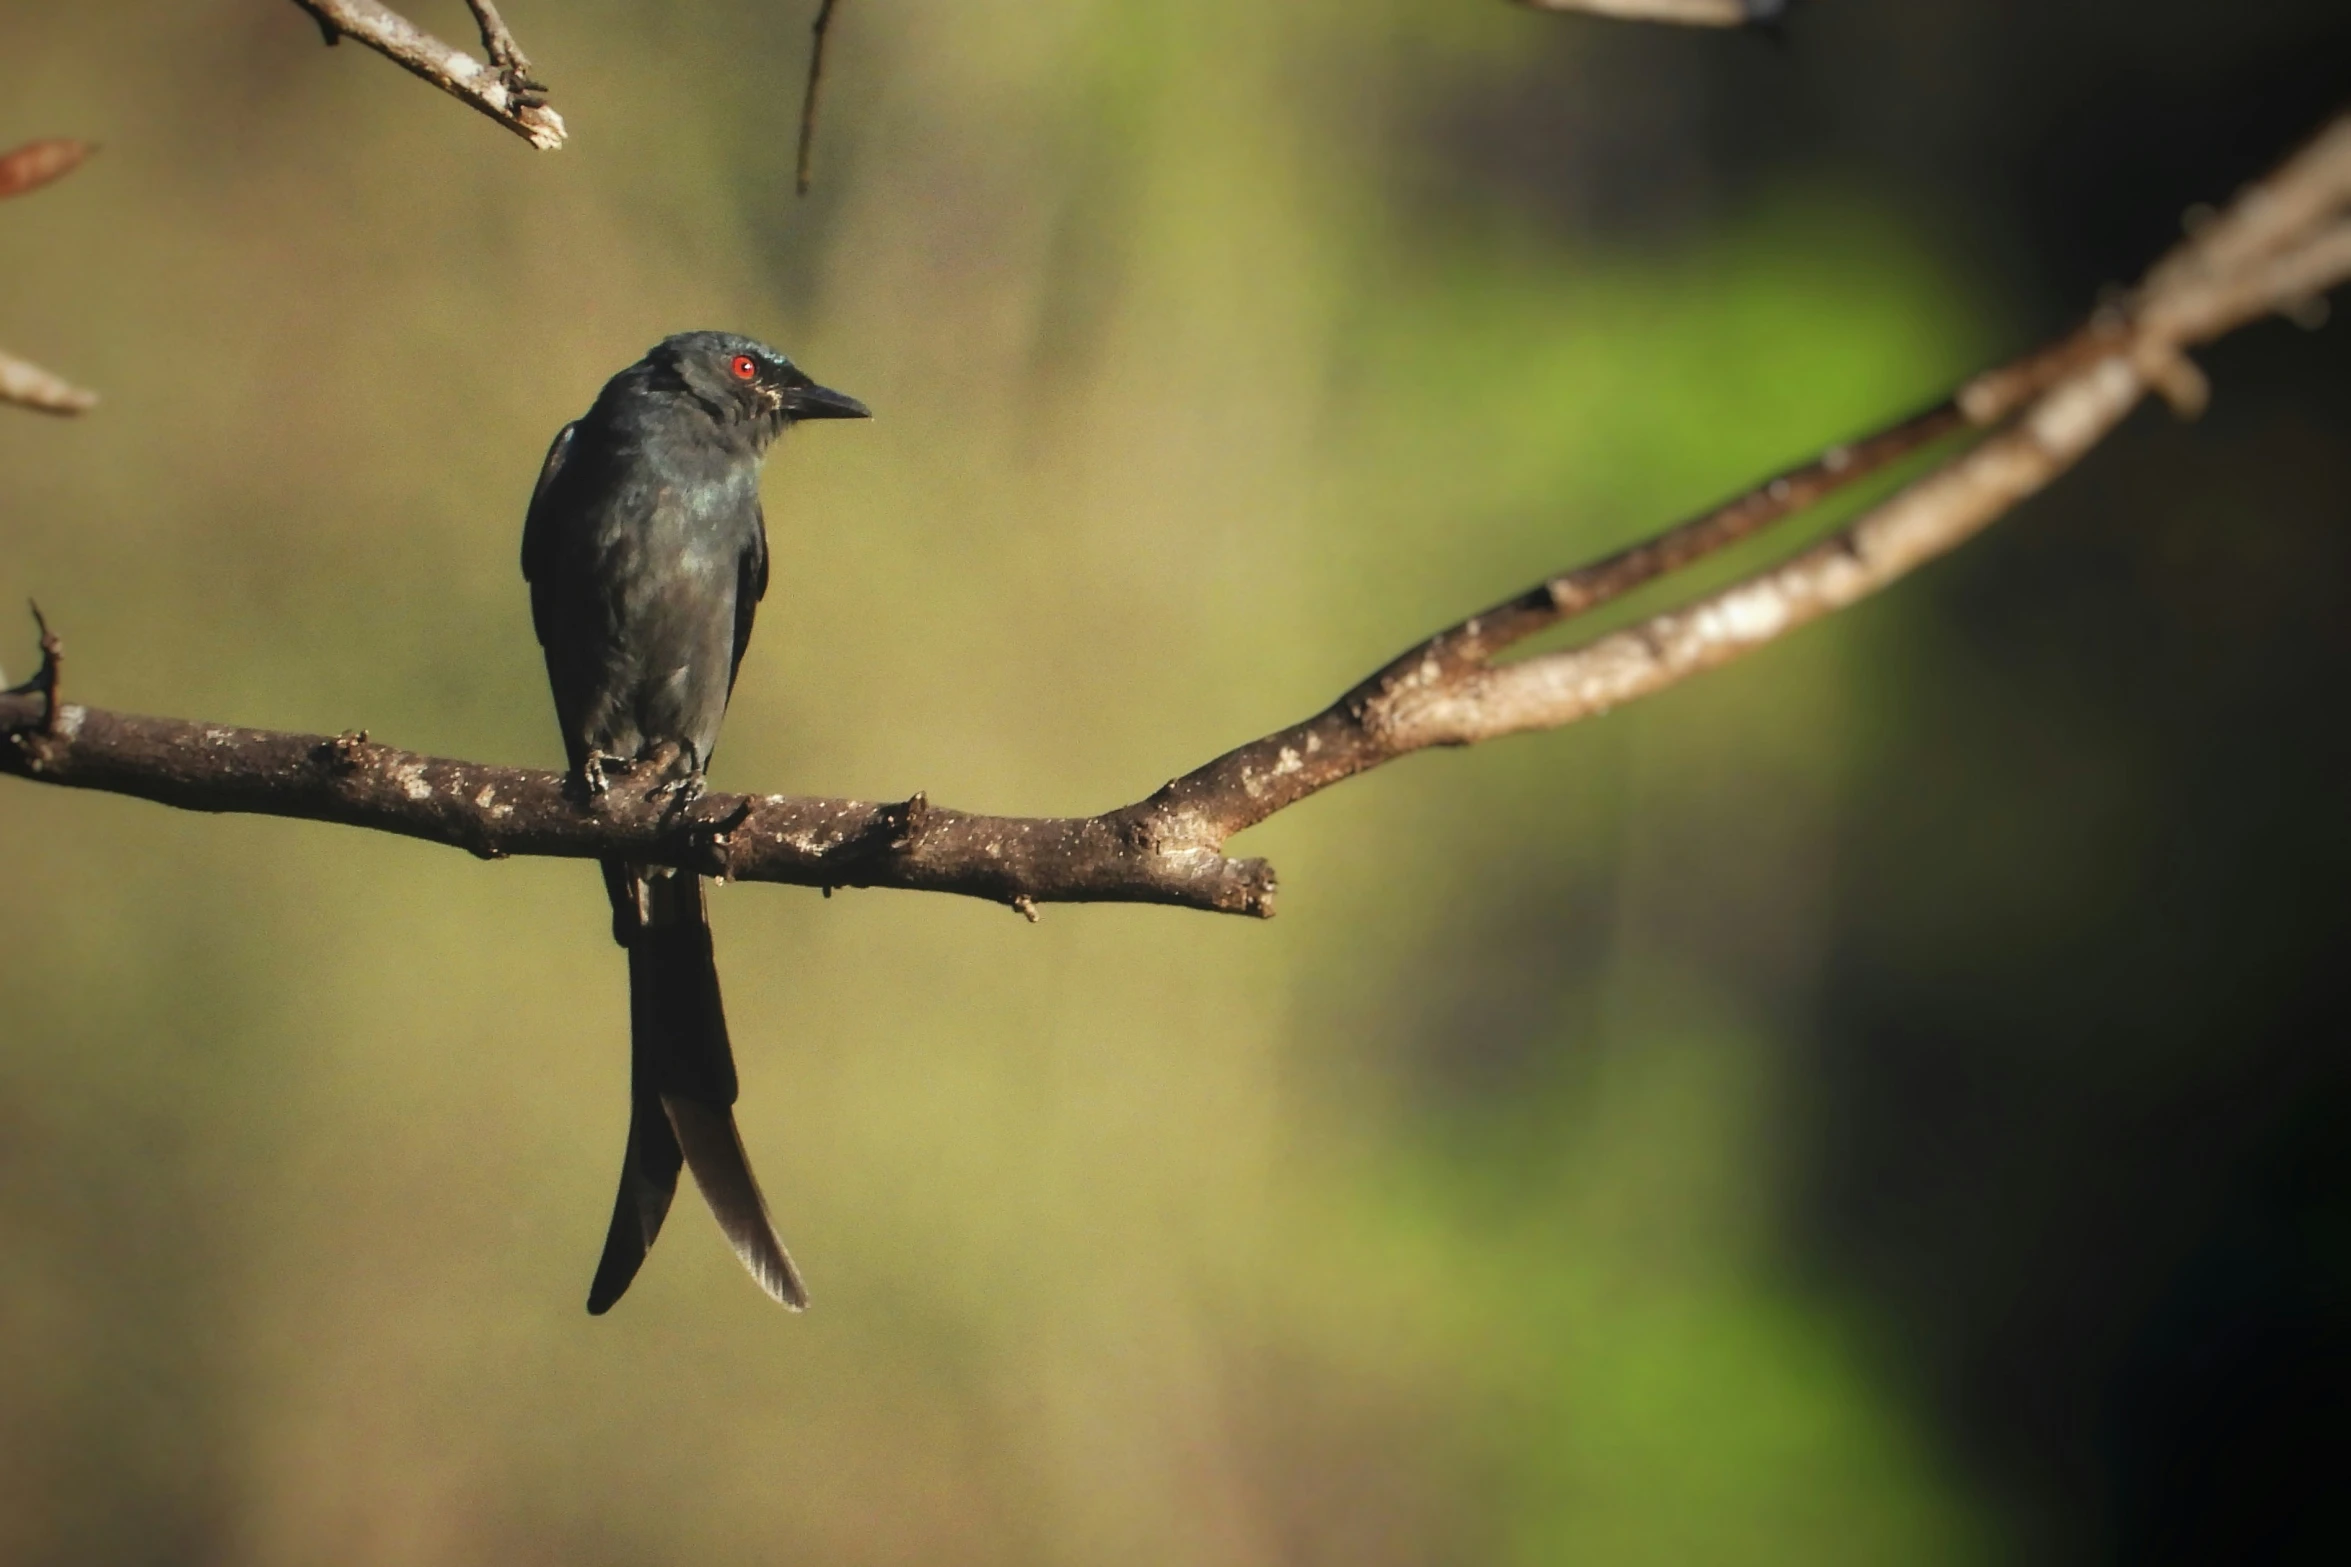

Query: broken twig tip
<box><xmin>297</xmin><ymin>0</ymin><xmax>565</xmax><ymax>148</ymax></box>
<box><xmin>25</xmin><ymin>600</ymin><xmax>64</xmax><ymax>736</ymax></box>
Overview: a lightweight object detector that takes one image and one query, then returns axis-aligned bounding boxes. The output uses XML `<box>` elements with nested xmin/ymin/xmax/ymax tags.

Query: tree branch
<box><xmin>0</xmin><ymin>698</ymin><xmax>1275</xmax><ymax>916</ymax></box>
<box><xmin>290</xmin><ymin>0</ymin><xmax>565</xmax><ymax>150</ymax></box>
<box><xmin>6</xmin><ymin>116</ymin><xmax>2347</xmax><ymax>917</ymax></box>
<box><xmin>1515</xmin><ymin>0</ymin><xmax>1792</xmax><ymax>28</ymax></box>
<box><xmin>462</xmin><ymin>0</ymin><xmax>541</xmax><ymax>91</ymax></box>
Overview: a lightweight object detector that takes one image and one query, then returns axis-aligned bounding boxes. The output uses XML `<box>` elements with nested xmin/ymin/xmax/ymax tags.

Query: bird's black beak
<box><xmin>781</xmin><ymin>382</ymin><xmax>871</xmax><ymax>421</ymax></box>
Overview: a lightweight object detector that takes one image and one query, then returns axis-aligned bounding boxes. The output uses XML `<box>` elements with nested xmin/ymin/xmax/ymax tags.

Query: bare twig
<box><xmin>290</xmin><ymin>0</ymin><xmax>565</xmax><ymax>149</ymax></box>
<box><xmin>0</xmin><ymin>348</ymin><xmax>98</xmax><ymax>415</ymax></box>
<box><xmin>0</xmin><ymin>139</ymin><xmax>96</xmax><ymax>201</ymax></box>
<box><xmin>1164</xmin><ymin>115</ymin><xmax>2351</xmax><ymax>820</ymax></box>
<box><xmin>464</xmin><ymin>0</ymin><xmax>548</xmax><ymax>105</ymax></box>
<box><xmin>797</xmin><ymin>0</ymin><xmax>845</xmax><ymax>196</ymax></box>
<box><xmin>6</xmin><ymin>116</ymin><xmax>2347</xmax><ymax>917</ymax></box>
<box><xmin>1515</xmin><ymin>0</ymin><xmax>1791</xmax><ymax>28</ymax></box>
<box><xmin>21</xmin><ymin>601</ymin><xmax>63</xmax><ymax>736</ymax></box>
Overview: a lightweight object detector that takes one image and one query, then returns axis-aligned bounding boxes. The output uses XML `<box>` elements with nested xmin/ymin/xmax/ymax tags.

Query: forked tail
<box><xmin>585</xmin><ymin>864</ymin><xmax>806</xmax><ymax>1315</ymax></box>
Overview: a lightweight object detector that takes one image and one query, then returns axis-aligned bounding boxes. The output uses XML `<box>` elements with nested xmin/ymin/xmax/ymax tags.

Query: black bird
<box><xmin>521</xmin><ymin>331</ymin><xmax>870</xmax><ymax>1314</ymax></box>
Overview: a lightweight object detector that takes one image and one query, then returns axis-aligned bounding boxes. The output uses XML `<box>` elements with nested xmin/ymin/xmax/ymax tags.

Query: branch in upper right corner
<box><xmin>1516</xmin><ymin>0</ymin><xmax>1787</xmax><ymax>28</ymax></box>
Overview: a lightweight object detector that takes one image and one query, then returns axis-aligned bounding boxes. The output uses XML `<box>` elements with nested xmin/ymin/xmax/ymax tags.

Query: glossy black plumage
<box><xmin>521</xmin><ymin>330</ymin><xmax>868</xmax><ymax>1314</ymax></box>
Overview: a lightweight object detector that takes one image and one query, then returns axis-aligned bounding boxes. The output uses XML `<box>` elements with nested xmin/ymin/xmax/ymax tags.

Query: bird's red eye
<box><xmin>730</xmin><ymin>355</ymin><xmax>758</xmax><ymax>381</ymax></box>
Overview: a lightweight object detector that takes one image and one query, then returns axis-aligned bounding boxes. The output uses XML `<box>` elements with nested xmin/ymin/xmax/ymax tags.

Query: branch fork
<box><xmin>291</xmin><ymin>0</ymin><xmax>566</xmax><ymax>149</ymax></box>
<box><xmin>464</xmin><ymin>0</ymin><xmax>548</xmax><ymax>106</ymax></box>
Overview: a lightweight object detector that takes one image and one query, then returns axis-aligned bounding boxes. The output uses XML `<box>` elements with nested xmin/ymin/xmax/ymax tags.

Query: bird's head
<box><xmin>646</xmin><ymin>331</ymin><xmax>871</xmax><ymax>446</ymax></box>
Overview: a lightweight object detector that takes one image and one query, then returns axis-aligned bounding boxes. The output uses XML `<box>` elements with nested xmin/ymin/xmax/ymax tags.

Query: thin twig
<box><xmin>797</xmin><ymin>0</ymin><xmax>844</xmax><ymax>196</ymax></box>
<box><xmin>290</xmin><ymin>0</ymin><xmax>565</xmax><ymax>149</ymax></box>
<box><xmin>1515</xmin><ymin>0</ymin><xmax>1789</xmax><ymax>28</ymax></box>
<box><xmin>1332</xmin><ymin>321</ymin><xmax>2123</xmax><ymax>689</ymax></box>
<box><xmin>24</xmin><ymin>602</ymin><xmax>62</xmax><ymax>737</ymax></box>
<box><xmin>6</xmin><ymin>114</ymin><xmax>2348</xmax><ymax>916</ymax></box>
<box><xmin>463</xmin><ymin>0</ymin><xmax>547</xmax><ymax>104</ymax></box>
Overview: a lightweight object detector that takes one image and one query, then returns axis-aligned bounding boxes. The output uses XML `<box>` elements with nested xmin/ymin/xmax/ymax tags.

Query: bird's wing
<box><xmin>728</xmin><ymin>498</ymin><xmax>770</xmax><ymax>698</ymax></box>
<box><xmin>520</xmin><ymin>420</ymin><xmax>579</xmax><ymax>649</ymax></box>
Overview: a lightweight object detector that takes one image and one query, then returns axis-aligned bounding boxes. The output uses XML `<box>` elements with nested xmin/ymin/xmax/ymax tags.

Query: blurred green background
<box><xmin>3</xmin><ymin>2</ymin><xmax>2347</xmax><ymax>1563</ymax></box>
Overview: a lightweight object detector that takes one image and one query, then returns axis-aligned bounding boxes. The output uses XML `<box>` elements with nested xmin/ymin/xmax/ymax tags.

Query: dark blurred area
<box><xmin>1421</xmin><ymin>2</ymin><xmax>2351</xmax><ymax>1560</ymax></box>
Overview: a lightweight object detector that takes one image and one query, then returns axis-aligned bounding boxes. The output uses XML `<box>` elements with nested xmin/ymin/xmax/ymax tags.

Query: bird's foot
<box><xmin>576</xmin><ymin>750</ymin><xmax>626</xmax><ymax>800</ymax></box>
<box><xmin>649</xmin><ymin>770</ymin><xmax>709</xmax><ymax>815</ymax></box>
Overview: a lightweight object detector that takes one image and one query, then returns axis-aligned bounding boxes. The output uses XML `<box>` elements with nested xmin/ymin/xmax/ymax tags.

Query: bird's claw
<box><xmin>578</xmin><ymin>751</ymin><xmax>624</xmax><ymax>799</ymax></box>
<box><xmin>650</xmin><ymin>772</ymin><xmax>709</xmax><ymax>812</ymax></box>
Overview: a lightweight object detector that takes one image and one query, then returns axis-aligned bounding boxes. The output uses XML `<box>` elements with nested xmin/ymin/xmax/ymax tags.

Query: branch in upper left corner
<box><xmin>290</xmin><ymin>0</ymin><xmax>568</xmax><ymax>150</ymax></box>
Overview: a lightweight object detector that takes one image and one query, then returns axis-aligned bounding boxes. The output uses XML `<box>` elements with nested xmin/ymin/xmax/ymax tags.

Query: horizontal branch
<box><xmin>6</xmin><ymin>114</ymin><xmax>2346</xmax><ymax>915</ymax></box>
<box><xmin>291</xmin><ymin>0</ymin><xmax>565</xmax><ymax>150</ymax></box>
<box><xmin>0</xmin><ymin>696</ymin><xmax>1272</xmax><ymax>916</ymax></box>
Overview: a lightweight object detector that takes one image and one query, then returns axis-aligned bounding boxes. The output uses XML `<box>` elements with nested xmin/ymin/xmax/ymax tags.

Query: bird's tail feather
<box><xmin>665</xmin><ymin>1096</ymin><xmax>806</xmax><ymax>1309</ymax></box>
<box><xmin>585</xmin><ymin>1089</ymin><xmax>682</xmax><ymax>1314</ymax></box>
<box><xmin>584</xmin><ymin>865</ymin><xmax>805</xmax><ymax>1314</ymax></box>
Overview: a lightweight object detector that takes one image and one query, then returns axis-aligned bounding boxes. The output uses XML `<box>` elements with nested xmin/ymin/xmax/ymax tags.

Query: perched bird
<box><xmin>521</xmin><ymin>331</ymin><xmax>869</xmax><ymax>1314</ymax></box>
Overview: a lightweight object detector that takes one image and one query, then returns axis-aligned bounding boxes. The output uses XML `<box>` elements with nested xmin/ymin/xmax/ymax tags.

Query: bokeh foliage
<box><xmin>3</xmin><ymin>3</ymin><xmax>2344</xmax><ymax>1563</ymax></box>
